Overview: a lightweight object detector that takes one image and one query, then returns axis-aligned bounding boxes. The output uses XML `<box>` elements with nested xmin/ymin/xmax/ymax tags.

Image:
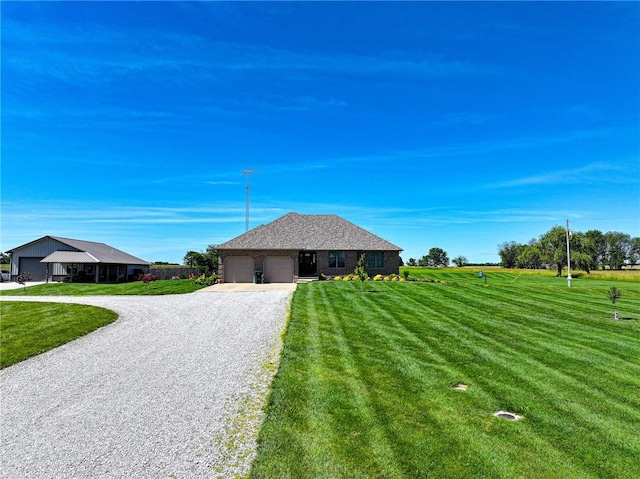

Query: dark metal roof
<box><xmin>40</xmin><ymin>251</ymin><xmax>100</xmax><ymax>264</ymax></box>
<box><xmin>218</xmin><ymin>212</ymin><xmax>402</xmax><ymax>251</ymax></box>
<box><xmin>49</xmin><ymin>236</ymin><xmax>149</xmax><ymax>264</ymax></box>
<box><xmin>8</xmin><ymin>236</ymin><xmax>149</xmax><ymax>265</ymax></box>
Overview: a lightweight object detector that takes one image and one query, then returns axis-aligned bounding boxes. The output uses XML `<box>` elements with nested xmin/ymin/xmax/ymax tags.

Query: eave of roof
<box><xmin>41</xmin><ymin>251</ymin><xmax>100</xmax><ymax>264</ymax></box>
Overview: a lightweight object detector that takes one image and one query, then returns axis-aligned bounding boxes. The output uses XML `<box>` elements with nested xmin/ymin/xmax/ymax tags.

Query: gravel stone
<box><xmin>0</xmin><ymin>291</ymin><xmax>293</xmax><ymax>478</ymax></box>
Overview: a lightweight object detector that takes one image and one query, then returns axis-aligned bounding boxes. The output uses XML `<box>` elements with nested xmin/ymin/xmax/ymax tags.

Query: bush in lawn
<box><xmin>606</xmin><ymin>287</ymin><xmax>622</xmax><ymax>320</ymax></box>
<box><xmin>333</xmin><ymin>276</ymin><xmax>342</xmax><ymax>281</ymax></box>
<box><xmin>195</xmin><ymin>273</ymin><xmax>218</xmax><ymax>286</ymax></box>
<box><xmin>373</xmin><ymin>274</ymin><xmax>384</xmax><ymax>281</ymax></box>
<box><xmin>139</xmin><ymin>273</ymin><xmax>160</xmax><ymax>293</ymax></box>
<box><xmin>16</xmin><ymin>272</ymin><xmax>31</xmax><ymax>291</ymax></box>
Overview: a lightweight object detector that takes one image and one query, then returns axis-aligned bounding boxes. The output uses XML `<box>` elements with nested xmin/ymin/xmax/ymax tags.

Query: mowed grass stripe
<box><xmin>251</xmin><ymin>276</ymin><xmax>640</xmax><ymax>479</ymax></box>
<box><xmin>318</xmin><ymin>284</ymin><xmax>500</xmax><ymax>477</ymax></box>
<box><xmin>393</xmin><ymin>283</ymin><xmax>640</xmax><ymax>477</ymax></box>
<box><xmin>343</xmin><ymin>282</ymin><xmax>640</xmax><ymax>477</ymax></box>
<box><xmin>330</xmin><ymin>285</ymin><xmax>598</xmax><ymax>477</ymax></box>
<box><xmin>331</xmin><ymin>283</ymin><xmax>601</xmax><ymax>478</ymax></box>
<box><xmin>398</xmin><ymin>284</ymin><xmax>640</xmax><ymax>445</ymax></box>
<box><xmin>316</xmin><ymin>285</ymin><xmax>406</xmax><ymax>477</ymax></box>
<box><xmin>441</xmin><ymin>283</ymin><xmax>640</xmax><ymax>365</ymax></box>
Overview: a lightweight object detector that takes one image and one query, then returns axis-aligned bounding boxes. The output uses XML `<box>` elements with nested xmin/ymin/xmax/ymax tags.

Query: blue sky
<box><xmin>2</xmin><ymin>1</ymin><xmax>638</xmax><ymax>264</ymax></box>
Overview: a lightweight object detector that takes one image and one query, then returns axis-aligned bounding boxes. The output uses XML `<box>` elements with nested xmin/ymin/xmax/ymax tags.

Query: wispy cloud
<box><xmin>297</xmin><ymin>128</ymin><xmax>623</xmax><ymax>171</ymax></box>
<box><xmin>483</xmin><ymin>162</ymin><xmax>634</xmax><ymax>189</ymax></box>
<box><xmin>0</xmin><ymin>201</ymin><xmax>286</xmax><ymax>252</ymax></box>
<box><xmin>3</xmin><ymin>16</ymin><xmax>495</xmax><ymax>87</ymax></box>
<box><xmin>434</xmin><ymin>112</ymin><xmax>496</xmax><ymax>126</ymax></box>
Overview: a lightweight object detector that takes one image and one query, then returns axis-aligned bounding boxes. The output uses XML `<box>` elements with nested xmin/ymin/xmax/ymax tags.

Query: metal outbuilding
<box><xmin>6</xmin><ymin>236</ymin><xmax>149</xmax><ymax>283</ymax></box>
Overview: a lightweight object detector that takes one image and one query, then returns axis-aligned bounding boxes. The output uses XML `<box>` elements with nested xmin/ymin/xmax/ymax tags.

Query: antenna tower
<box><xmin>242</xmin><ymin>169</ymin><xmax>259</xmax><ymax>232</ymax></box>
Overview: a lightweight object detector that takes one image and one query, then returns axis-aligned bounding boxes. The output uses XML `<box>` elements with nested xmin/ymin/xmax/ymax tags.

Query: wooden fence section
<box><xmin>149</xmin><ymin>267</ymin><xmax>198</xmax><ymax>279</ymax></box>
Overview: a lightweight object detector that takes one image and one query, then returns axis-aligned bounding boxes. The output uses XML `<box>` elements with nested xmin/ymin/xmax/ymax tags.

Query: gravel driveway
<box><xmin>0</xmin><ymin>290</ymin><xmax>293</xmax><ymax>478</ymax></box>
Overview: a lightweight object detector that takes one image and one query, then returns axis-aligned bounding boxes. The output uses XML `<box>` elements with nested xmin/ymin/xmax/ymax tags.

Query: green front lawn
<box><xmin>0</xmin><ymin>302</ymin><xmax>118</xmax><ymax>368</ymax></box>
<box><xmin>250</xmin><ymin>273</ymin><xmax>640</xmax><ymax>478</ymax></box>
<box><xmin>0</xmin><ymin>278</ymin><xmax>205</xmax><ymax>296</ymax></box>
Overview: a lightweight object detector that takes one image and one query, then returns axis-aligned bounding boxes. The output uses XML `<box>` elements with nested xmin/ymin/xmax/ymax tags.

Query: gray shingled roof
<box><xmin>218</xmin><ymin>212</ymin><xmax>402</xmax><ymax>251</ymax></box>
<box><xmin>48</xmin><ymin>236</ymin><xmax>149</xmax><ymax>265</ymax></box>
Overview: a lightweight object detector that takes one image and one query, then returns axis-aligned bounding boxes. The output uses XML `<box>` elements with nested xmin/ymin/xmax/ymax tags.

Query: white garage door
<box><xmin>224</xmin><ymin>256</ymin><xmax>254</xmax><ymax>283</ymax></box>
<box><xmin>264</xmin><ymin>256</ymin><xmax>294</xmax><ymax>283</ymax></box>
<box><xmin>19</xmin><ymin>257</ymin><xmax>47</xmax><ymax>281</ymax></box>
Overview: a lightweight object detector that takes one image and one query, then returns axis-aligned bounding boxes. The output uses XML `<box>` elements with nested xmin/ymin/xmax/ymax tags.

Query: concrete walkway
<box><xmin>0</xmin><ymin>281</ymin><xmax>47</xmax><ymax>291</ymax></box>
<box><xmin>198</xmin><ymin>283</ymin><xmax>297</xmax><ymax>292</ymax></box>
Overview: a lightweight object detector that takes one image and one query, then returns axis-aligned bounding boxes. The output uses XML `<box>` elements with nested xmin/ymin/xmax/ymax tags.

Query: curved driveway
<box><xmin>0</xmin><ymin>289</ymin><xmax>293</xmax><ymax>478</ymax></box>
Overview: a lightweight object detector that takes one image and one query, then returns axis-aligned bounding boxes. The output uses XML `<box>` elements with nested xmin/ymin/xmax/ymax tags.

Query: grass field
<box><xmin>250</xmin><ymin>271</ymin><xmax>640</xmax><ymax>478</ymax></box>
<box><xmin>0</xmin><ymin>302</ymin><xmax>117</xmax><ymax>368</ymax></box>
<box><xmin>0</xmin><ymin>278</ymin><xmax>205</xmax><ymax>296</ymax></box>
<box><xmin>403</xmin><ymin>266</ymin><xmax>640</xmax><ymax>283</ymax></box>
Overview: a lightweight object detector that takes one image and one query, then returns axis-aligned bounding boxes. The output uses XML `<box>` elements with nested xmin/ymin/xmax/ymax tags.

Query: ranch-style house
<box><xmin>6</xmin><ymin>236</ymin><xmax>150</xmax><ymax>283</ymax></box>
<box><xmin>217</xmin><ymin>212</ymin><xmax>403</xmax><ymax>283</ymax></box>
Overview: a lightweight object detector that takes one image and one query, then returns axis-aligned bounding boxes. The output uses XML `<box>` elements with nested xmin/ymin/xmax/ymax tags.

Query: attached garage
<box><xmin>18</xmin><ymin>257</ymin><xmax>47</xmax><ymax>281</ymax></box>
<box><xmin>224</xmin><ymin>256</ymin><xmax>254</xmax><ymax>283</ymax></box>
<box><xmin>263</xmin><ymin>256</ymin><xmax>294</xmax><ymax>283</ymax></box>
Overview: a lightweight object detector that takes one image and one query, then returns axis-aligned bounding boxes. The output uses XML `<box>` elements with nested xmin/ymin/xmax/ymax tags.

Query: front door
<box><xmin>298</xmin><ymin>251</ymin><xmax>317</xmax><ymax>276</ymax></box>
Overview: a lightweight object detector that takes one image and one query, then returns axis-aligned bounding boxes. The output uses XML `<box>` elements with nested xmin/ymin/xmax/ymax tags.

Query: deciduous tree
<box><xmin>537</xmin><ymin>226</ymin><xmax>568</xmax><ymax>277</ymax></box>
<box><xmin>605</xmin><ymin>232</ymin><xmax>631</xmax><ymax>270</ymax></box>
<box><xmin>452</xmin><ymin>256</ymin><xmax>468</xmax><ymax>267</ymax></box>
<box><xmin>426</xmin><ymin>247</ymin><xmax>449</xmax><ymax>267</ymax></box>
<box><xmin>498</xmin><ymin>241</ymin><xmax>523</xmax><ymax>269</ymax></box>
<box><xmin>183</xmin><ymin>246</ymin><xmax>219</xmax><ymax>275</ymax></box>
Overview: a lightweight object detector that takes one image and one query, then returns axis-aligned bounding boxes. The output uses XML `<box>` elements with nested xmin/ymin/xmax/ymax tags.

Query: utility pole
<box><xmin>242</xmin><ymin>169</ymin><xmax>258</xmax><ymax>232</ymax></box>
<box><xmin>566</xmin><ymin>219</ymin><xmax>572</xmax><ymax>287</ymax></box>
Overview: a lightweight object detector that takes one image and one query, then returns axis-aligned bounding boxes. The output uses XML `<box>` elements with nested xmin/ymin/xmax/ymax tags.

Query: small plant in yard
<box><xmin>606</xmin><ymin>286</ymin><xmax>622</xmax><ymax>319</ymax></box>
<box><xmin>16</xmin><ymin>272</ymin><xmax>31</xmax><ymax>291</ymax></box>
<box><xmin>354</xmin><ymin>253</ymin><xmax>368</xmax><ymax>292</ymax></box>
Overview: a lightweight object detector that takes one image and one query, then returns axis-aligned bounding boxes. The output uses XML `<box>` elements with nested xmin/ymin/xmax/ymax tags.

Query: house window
<box><xmin>366</xmin><ymin>252</ymin><xmax>384</xmax><ymax>269</ymax></box>
<box><xmin>328</xmin><ymin>251</ymin><xmax>346</xmax><ymax>268</ymax></box>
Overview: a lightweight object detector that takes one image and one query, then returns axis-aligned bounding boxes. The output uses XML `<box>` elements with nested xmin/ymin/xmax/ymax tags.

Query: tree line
<box><xmin>404</xmin><ymin>248</ymin><xmax>468</xmax><ymax>268</ymax></box>
<box><xmin>498</xmin><ymin>226</ymin><xmax>640</xmax><ymax>275</ymax></box>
